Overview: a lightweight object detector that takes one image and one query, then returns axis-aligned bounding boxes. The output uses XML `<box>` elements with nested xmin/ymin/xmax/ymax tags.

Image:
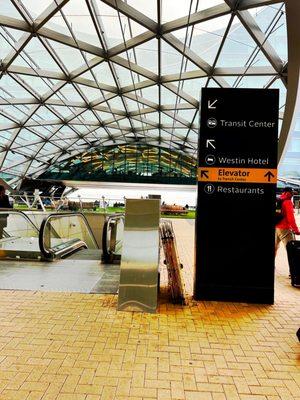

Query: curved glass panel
<box><xmin>0</xmin><ymin>210</ymin><xmax>40</xmax><ymax>259</ymax></box>
<box><xmin>0</xmin><ymin>211</ymin><xmax>38</xmax><ymax>240</ymax></box>
<box><xmin>41</xmin><ymin>214</ymin><xmax>98</xmax><ymax>258</ymax></box>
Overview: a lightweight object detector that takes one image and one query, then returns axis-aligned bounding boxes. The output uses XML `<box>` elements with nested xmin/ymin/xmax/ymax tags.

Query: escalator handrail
<box><xmin>48</xmin><ymin>238</ymin><xmax>88</xmax><ymax>259</ymax></box>
<box><xmin>0</xmin><ymin>209</ymin><xmax>40</xmax><ymax>235</ymax></box>
<box><xmin>39</xmin><ymin>212</ymin><xmax>98</xmax><ymax>259</ymax></box>
<box><xmin>102</xmin><ymin>213</ymin><xmax>124</xmax><ymax>260</ymax></box>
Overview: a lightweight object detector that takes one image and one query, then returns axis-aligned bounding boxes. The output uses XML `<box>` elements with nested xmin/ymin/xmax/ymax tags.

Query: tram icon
<box><xmin>207</xmin><ymin>118</ymin><xmax>217</xmax><ymax>128</ymax></box>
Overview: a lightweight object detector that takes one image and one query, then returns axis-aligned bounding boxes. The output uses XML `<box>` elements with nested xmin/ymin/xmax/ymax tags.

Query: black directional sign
<box><xmin>195</xmin><ymin>88</ymin><xmax>279</xmax><ymax>304</ymax></box>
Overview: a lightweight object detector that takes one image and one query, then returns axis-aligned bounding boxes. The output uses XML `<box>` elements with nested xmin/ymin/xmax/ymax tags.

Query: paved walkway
<box><xmin>0</xmin><ymin>219</ymin><xmax>299</xmax><ymax>400</ymax></box>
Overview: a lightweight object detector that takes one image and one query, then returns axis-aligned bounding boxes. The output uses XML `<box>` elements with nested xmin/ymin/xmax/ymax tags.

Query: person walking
<box><xmin>0</xmin><ymin>185</ymin><xmax>11</xmax><ymax>208</ymax></box>
<box><xmin>275</xmin><ymin>187</ymin><xmax>300</xmax><ymax>256</ymax></box>
<box><xmin>0</xmin><ymin>185</ymin><xmax>12</xmax><ymax>239</ymax></box>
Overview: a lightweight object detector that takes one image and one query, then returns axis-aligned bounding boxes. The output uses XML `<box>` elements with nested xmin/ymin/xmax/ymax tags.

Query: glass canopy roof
<box><xmin>0</xmin><ymin>0</ymin><xmax>289</xmax><ymax>186</ymax></box>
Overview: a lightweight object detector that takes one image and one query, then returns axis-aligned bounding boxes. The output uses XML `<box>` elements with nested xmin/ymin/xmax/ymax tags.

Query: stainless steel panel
<box><xmin>117</xmin><ymin>199</ymin><xmax>160</xmax><ymax>313</ymax></box>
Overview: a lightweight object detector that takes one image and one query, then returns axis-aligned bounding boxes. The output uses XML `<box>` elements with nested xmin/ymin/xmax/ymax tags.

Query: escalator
<box><xmin>0</xmin><ymin>210</ymin><xmax>124</xmax><ymax>263</ymax></box>
<box><xmin>0</xmin><ymin>210</ymin><xmax>124</xmax><ymax>293</ymax></box>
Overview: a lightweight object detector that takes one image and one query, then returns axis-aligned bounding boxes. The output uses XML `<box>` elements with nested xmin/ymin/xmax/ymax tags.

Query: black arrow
<box><xmin>201</xmin><ymin>170</ymin><xmax>209</xmax><ymax>179</ymax></box>
<box><xmin>264</xmin><ymin>171</ymin><xmax>275</xmax><ymax>182</ymax></box>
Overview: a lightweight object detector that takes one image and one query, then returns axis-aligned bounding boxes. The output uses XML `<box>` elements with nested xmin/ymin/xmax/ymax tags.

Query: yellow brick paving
<box><xmin>0</xmin><ymin>219</ymin><xmax>299</xmax><ymax>400</ymax></box>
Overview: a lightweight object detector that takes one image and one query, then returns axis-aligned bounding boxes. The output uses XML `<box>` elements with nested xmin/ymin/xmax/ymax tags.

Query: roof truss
<box><xmin>0</xmin><ymin>0</ymin><xmax>287</xmax><ymax>183</ymax></box>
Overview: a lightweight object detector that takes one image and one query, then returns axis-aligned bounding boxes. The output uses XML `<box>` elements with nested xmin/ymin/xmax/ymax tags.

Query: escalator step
<box><xmin>67</xmin><ymin>249</ymin><xmax>102</xmax><ymax>260</ymax></box>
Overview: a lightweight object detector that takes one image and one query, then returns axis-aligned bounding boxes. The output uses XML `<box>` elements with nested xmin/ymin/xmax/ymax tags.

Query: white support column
<box><xmin>278</xmin><ymin>0</ymin><xmax>300</xmax><ymax>162</ymax></box>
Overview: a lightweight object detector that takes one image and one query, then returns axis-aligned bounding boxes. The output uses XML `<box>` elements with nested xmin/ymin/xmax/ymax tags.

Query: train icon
<box><xmin>207</xmin><ymin>118</ymin><xmax>217</xmax><ymax>128</ymax></box>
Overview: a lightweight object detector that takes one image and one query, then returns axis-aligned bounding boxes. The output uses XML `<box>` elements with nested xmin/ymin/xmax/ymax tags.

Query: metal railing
<box><xmin>8</xmin><ymin>193</ymin><xmax>195</xmax><ymax>212</ymax></box>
